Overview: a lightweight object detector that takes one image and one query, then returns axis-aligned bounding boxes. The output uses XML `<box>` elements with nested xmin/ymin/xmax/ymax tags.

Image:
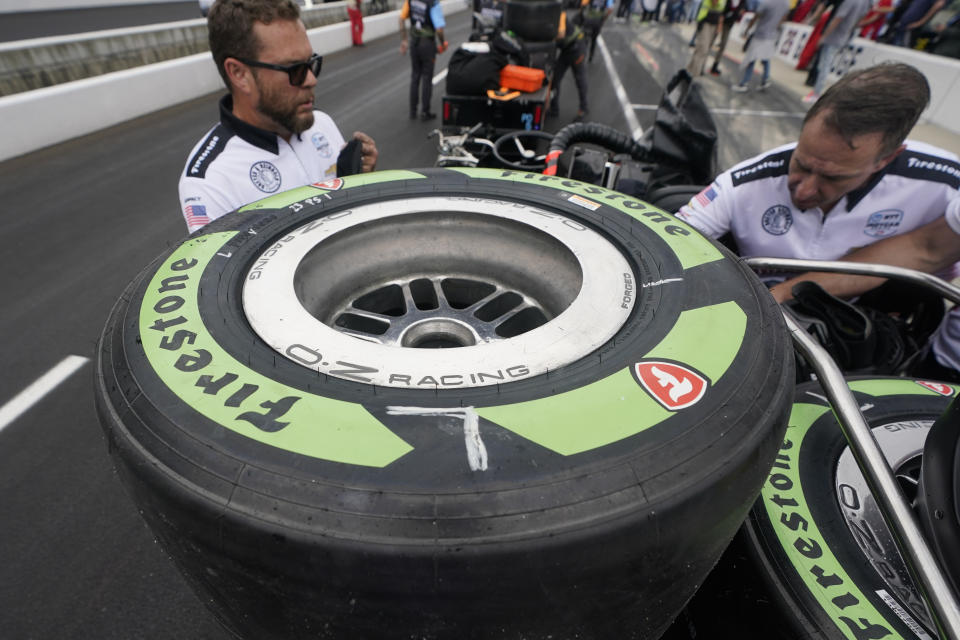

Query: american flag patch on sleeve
<box><xmin>185</xmin><ymin>204</ymin><xmax>210</xmax><ymax>228</ymax></box>
<box><xmin>694</xmin><ymin>185</ymin><xmax>718</xmax><ymax>207</ymax></box>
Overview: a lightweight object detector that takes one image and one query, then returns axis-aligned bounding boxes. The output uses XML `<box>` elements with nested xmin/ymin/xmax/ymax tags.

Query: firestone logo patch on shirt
<box><xmin>863</xmin><ymin>209</ymin><xmax>904</xmax><ymax>238</ymax></box>
<box><xmin>250</xmin><ymin>161</ymin><xmax>282</xmax><ymax>193</ymax></box>
<box><xmin>762</xmin><ymin>205</ymin><xmax>793</xmax><ymax>235</ymax></box>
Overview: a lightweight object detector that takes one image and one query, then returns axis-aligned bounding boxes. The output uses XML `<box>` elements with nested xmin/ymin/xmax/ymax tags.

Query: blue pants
<box><xmin>740</xmin><ymin>59</ymin><xmax>770</xmax><ymax>85</ymax></box>
<box><xmin>814</xmin><ymin>43</ymin><xmax>840</xmax><ymax>96</ymax></box>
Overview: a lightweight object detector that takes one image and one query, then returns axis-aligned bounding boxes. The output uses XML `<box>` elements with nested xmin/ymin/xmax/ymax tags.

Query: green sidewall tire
<box><xmin>746</xmin><ymin>376</ymin><xmax>958</xmax><ymax>640</ymax></box>
<box><xmin>96</xmin><ymin>168</ymin><xmax>794</xmax><ymax>639</ymax></box>
<box><xmin>502</xmin><ymin>0</ymin><xmax>562</xmax><ymax>41</ymax></box>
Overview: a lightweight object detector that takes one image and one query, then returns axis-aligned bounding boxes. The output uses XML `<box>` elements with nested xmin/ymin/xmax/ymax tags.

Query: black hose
<box><xmin>543</xmin><ymin>122</ymin><xmax>646</xmax><ymax>175</ymax></box>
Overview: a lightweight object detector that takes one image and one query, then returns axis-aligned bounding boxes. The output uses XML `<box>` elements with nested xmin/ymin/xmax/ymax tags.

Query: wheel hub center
<box><xmin>402</xmin><ymin>319</ymin><xmax>477</xmax><ymax>348</ymax></box>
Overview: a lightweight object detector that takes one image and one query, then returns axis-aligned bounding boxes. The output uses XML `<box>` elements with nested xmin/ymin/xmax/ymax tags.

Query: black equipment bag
<box><xmin>446</xmin><ymin>47</ymin><xmax>507</xmax><ymax>95</ymax></box>
<box><xmin>642</xmin><ymin>69</ymin><xmax>718</xmax><ymax>187</ymax></box>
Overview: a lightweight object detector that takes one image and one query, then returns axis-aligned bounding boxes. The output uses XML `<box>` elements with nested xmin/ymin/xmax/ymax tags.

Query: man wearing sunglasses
<box><xmin>178</xmin><ymin>0</ymin><xmax>378</xmax><ymax>233</ymax></box>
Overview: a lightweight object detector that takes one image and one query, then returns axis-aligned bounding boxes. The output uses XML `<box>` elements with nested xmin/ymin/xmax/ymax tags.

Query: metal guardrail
<box><xmin>747</xmin><ymin>257</ymin><xmax>960</xmax><ymax>640</ymax></box>
<box><xmin>0</xmin><ymin>0</ymin><xmax>464</xmax><ymax>162</ymax></box>
<box><xmin>0</xmin><ymin>0</ymin><xmax>398</xmax><ymax>96</ymax></box>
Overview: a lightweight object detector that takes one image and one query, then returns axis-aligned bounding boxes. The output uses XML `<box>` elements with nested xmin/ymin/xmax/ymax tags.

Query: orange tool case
<box><xmin>499</xmin><ymin>65</ymin><xmax>546</xmax><ymax>93</ymax></box>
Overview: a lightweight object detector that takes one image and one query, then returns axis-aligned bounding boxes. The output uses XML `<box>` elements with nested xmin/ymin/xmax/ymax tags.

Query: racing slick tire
<box><xmin>744</xmin><ymin>377</ymin><xmax>958</xmax><ymax>640</ymax></box>
<box><xmin>95</xmin><ymin>168</ymin><xmax>794</xmax><ymax>640</ymax></box>
<box><xmin>502</xmin><ymin>0</ymin><xmax>562</xmax><ymax>42</ymax></box>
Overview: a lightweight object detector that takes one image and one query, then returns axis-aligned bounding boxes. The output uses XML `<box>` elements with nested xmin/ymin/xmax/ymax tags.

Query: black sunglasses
<box><xmin>235</xmin><ymin>53</ymin><xmax>323</xmax><ymax>86</ymax></box>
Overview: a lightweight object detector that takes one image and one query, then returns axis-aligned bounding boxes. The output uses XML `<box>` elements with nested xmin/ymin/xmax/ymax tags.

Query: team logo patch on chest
<box><xmin>863</xmin><ymin>209</ymin><xmax>903</xmax><ymax>238</ymax></box>
<box><xmin>633</xmin><ymin>361</ymin><xmax>709</xmax><ymax>411</ymax></box>
<box><xmin>250</xmin><ymin>161</ymin><xmax>282</xmax><ymax>193</ymax></box>
<box><xmin>762</xmin><ymin>205</ymin><xmax>793</xmax><ymax>235</ymax></box>
<box><xmin>311</xmin><ymin>133</ymin><xmax>333</xmax><ymax>157</ymax></box>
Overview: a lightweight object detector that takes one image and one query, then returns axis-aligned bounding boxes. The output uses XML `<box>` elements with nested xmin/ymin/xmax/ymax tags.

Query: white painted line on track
<box><xmin>0</xmin><ymin>355</ymin><xmax>89</xmax><ymax>434</ymax></box>
<box><xmin>598</xmin><ymin>35</ymin><xmax>643</xmax><ymax>140</ymax></box>
<box><xmin>433</xmin><ymin>68</ymin><xmax>448</xmax><ymax>86</ymax></box>
<box><xmin>631</xmin><ymin>103</ymin><xmax>804</xmax><ymax>118</ymax></box>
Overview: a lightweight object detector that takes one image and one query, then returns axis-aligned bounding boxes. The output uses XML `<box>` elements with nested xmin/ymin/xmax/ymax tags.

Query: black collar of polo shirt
<box><xmin>219</xmin><ymin>95</ymin><xmax>280</xmax><ymax>155</ymax></box>
<box><xmin>845</xmin><ymin>165</ymin><xmax>887</xmax><ymax>211</ymax></box>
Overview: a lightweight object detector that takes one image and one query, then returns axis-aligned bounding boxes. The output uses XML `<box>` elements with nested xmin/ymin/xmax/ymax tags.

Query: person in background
<box><xmin>178</xmin><ymin>0</ymin><xmax>378</xmax><ymax>233</ymax></box>
<box><xmin>731</xmin><ymin>0</ymin><xmax>791</xmax><ymax>90</ymax></box>
<box><xmin>639</xmin><ymin>0</ymin><xmax>662</xmax><ymax>19</ymax></box>
<box><xmin>708</xmin><ymin>0</ymin><xmax>746</xmax><ymax>75</ymax></box>
<box><xmin>790</xmin><ymin>0</ymin><xmax>820</xmax><ymax>22</ymax></box>
<box><xmin>399</xmin><ymin>0</ymin><xmax>448</xmax><ymax>120</ymax></box>
<box><xmin>803</xmin><ymin>0</ymin><xmax>872</xmax><ymax>102</ymax></box>
<box><xmin>909</xmin><ymin>0</ymin><xmax>960</xmax><ymax>49</ymax></box>
<box><xmin>686</xmin><ymin>0</ymin><xmax>726</xmax><ymax>75</ymax></box>
<box><xmin>550</xmin><ymin>0</ymin><xmax>591</xmax><ymax>121</ymax></box>
<box><xmin>857</xmin><ymin>0</ymin><xmax>895</xmax><ymax>39</ymax></box>
<box><xmin>888</xmin><ymin>0</ymin><xmax>947</xmax><ymax>45</ymax></box>
<box><xmin>930</xmin><ymin>6</ymin><xmax>960</xmax><ymax>56</ymax></box>
<box><xmin>794</xmin><ymin>0</ymin><xmax>836</xmax><ymax>72</ymax></box>
<box><xmin>348</xmin><ymin>0</ymin><xmax>364</xmax><ymax>46</ymax></box>
<box><xmin>473</xmin><ymin>0</ymin><xmax>505</xmax><ymax>31</ymax></box>
<box><xmin>582</xmin><ymin>0</ymin><xmax>615</xmax><ymax>61</ymax></box>
<box><xmin>667</xmin><ymin>0</ymin><xmax>688</xmax><ymax>20</ymax></box>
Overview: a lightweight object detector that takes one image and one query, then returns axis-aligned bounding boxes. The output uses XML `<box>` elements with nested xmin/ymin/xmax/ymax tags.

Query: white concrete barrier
<box><xmin>0</xmin><ymin>0</ymin><xmax>182</xmax><ymax>12</ymax></box>
<box><xmin>0</xmin><ymin>1</ymin><xmax>464</xmax><ymax>162</ymax></box>
<box><xmin>770</xmin><ymin>21</ymin><xmax>960</xmax><ymax>136</ymax></box>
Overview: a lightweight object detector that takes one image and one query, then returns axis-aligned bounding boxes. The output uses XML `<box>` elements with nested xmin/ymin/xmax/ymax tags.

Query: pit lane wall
<box><xmin>732</xmin><ymin>18</ymin><xmax>960</xmax><ymax>139</ymax></box>
<box><xmin>0</xmin><ymin>1</ymin><xmax>384</xmax><ymax>94</ymax></box>
<box><xmin>0</xmin><ymin>0</ymin><xmax>464</xmax><ymax>163</ymax></box>
<box><xmin>0</xmin><ymin>0</ymin><xmax>183</xmax><ymax>10</ymax></box>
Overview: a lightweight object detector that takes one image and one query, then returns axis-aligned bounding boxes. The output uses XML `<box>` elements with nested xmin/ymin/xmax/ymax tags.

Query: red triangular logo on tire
<box><xmin>311</xmin><ymin>178</ymin><xmax>344</xmax><ymax>191</ymax></box>
<box><xmin>634</xmin><ymin>361</ymin><xmax>708</xmax><ymax>411</ymax></box>
<box><xmin>916</xmin><ymin>380</ymin><xmax>955</xmax><ymax>396</ymax></box>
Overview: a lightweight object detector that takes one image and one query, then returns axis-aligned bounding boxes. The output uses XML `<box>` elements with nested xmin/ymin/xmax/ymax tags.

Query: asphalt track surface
<box><xmin>0</xmin><ymin>13</ymin><xmax>804</xmax><ymax>639</ymax></box>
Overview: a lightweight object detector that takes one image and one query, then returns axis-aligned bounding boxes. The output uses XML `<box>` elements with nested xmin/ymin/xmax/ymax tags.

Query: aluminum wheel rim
<box><xmin>242</xmin><ymin>196</ymin><xmax>637</xmax><ymax>388</ymax></box>
<box><xmin>835</xmin><ymin>420</ymin><xmax>934</xmax><ymax>632</ymax></box>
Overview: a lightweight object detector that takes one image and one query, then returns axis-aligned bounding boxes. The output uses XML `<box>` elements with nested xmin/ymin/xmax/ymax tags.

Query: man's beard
<box><xmin>255</xmin><ymin>77</ymin><xmax>315</xmax><ymax>136</ymax></box>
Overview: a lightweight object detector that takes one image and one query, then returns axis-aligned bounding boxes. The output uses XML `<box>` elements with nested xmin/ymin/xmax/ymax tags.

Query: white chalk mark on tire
<box><xmin>386</xmin><ymin>406</ymin><xmax>489</xmax><ymax>471</ymax></box>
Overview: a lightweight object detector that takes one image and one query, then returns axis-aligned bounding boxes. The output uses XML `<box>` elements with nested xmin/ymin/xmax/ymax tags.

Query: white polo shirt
<box><xmin>677</xmin><ymin>140</ymin><xmax>960</xmax><ymax>266</ymax></box>
<box><xmin>178</xmin><ymin>95</ymin><xmax>346</xmax><ymax>233</ymax></box>
<box><xmin>677</xmin><ymin>140</ymin><xmax>960</xmax><ymax>370</ymax></box>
